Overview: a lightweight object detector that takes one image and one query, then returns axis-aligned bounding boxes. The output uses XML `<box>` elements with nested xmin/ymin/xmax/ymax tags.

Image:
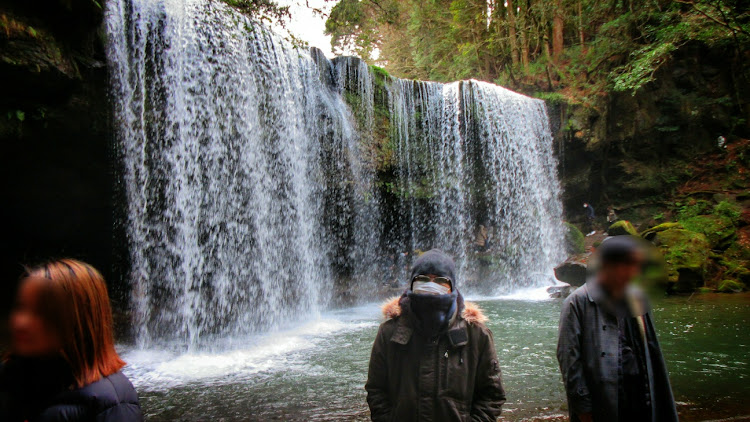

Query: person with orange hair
<box><xmin>0</xmin><ymin>259</ymin><xmax>142</xmax><ymax>422</ymax></box>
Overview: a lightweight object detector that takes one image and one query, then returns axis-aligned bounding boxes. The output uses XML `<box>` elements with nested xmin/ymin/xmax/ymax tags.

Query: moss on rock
<box><xmin>680</xmin><ymin>214</ymin><xmax>736</xmax><ymax>248</ymax></box>
<box><xmin>564</xmin><ymin>222</ymin><xmax>586</xmax><ymax>254</ymax></box>
<box><xmin>717</xmin><ymin>279</ymin><xmax>746</xmax><ymax>293</ymax></box>
<box><xmin>608</xmin><ymin>220</ymin><xmax>638</xmax><ymax>236</ymax></box>
<box><xmin>641</xmin><ymin>222</ymin><xmax>682</xmax><ymax>240</ymax></box>
<box><xmin>653</xmin><ymin>228</ymin><xmax>711</xmax><ymax>292</ymax></box>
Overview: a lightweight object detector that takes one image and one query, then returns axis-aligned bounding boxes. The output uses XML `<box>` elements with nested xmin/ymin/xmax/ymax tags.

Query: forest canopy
<box><xmin>324</xmin><ymin>0</ymin><xmax>749</xmax><ymax>100</ymax></box>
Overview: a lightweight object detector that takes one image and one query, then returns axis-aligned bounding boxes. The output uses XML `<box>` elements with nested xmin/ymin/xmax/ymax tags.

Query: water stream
<box><xmin>121</xmin><ymin>293</ymin><xmax>750</xmax><ymax>421</ymax></box>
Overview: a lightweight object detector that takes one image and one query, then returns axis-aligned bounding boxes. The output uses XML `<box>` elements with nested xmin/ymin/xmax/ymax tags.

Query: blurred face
<box><xmin>598</xmin><ymin>252</ymin><xmax>644</xmax><ymax>298</ymax></box>
<box><xmin>10</xmin><ymin>279</ymin><xmax>61</xmax><ymax>357</ymax></box>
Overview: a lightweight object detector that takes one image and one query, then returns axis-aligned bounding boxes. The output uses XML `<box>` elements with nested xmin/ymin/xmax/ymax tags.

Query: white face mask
<box><xmin>412</xmin><ymin>281</ymin><xmax>451</xmax><ymax>295</ymax></box>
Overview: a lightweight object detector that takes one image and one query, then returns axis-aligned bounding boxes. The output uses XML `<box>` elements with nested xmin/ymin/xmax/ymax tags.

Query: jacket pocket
<box><xmin>443</xmin><ymin>396</ymin><xmax>471</xmax><ymax>422</ymax></box>
<box><xmin>441</xmin><ymin>347</ymin><xmax>469</xmax><ymax>400</ymax></box>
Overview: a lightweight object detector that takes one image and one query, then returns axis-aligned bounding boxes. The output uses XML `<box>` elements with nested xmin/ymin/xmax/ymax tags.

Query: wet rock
<box><xmin>547</xmin><ymin>283</ymin><xmax>572</xmax><ymax>298</ymax></box>
<box><xmin>554</xmin><ymin>255</ymin><xmax>589</xmax><ymax>287</ymax></box>
<box><xmin>608</xmin><ymin>220</ymin><xmax>638</xmax><ymax>236</ymax></box>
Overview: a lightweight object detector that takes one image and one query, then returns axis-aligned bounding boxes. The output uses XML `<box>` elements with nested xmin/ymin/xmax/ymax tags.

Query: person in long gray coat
<box><xmin>557</xmin><ymin>236</ymin><xmax>678</xmax><ymax>422</ymax></box>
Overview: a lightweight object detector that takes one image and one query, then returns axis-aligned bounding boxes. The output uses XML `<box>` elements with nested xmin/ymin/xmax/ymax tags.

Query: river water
<box><xmin>121</xmin><ymin>291</ymin><xmax>750</xmax><ymax>421</ymax></box>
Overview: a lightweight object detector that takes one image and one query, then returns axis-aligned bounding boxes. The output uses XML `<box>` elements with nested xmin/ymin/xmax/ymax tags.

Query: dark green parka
<box><xmin>365</xmin><ymin>294</ymin><xmax>506</xmax><ymax>422</ymax></box>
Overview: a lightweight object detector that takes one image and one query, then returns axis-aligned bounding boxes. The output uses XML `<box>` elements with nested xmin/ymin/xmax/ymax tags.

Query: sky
<box><xmin>275</xmin><ymin>0</ymin><xmax>336</xmax><ymax>57</ymax></box>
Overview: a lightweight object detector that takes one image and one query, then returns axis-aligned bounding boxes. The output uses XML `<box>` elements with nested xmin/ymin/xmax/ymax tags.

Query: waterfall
<box><xmin>106</xmin><ymin>0</ymin><xmax>565</xmax><ymax>348</ymax></box>
<box><xmin>383</xmin><ymin>78</ymin><xmax>566</xmax><ymax>291</ymax></box>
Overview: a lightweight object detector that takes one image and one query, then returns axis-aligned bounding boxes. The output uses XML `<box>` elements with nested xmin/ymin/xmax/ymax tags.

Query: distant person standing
<box><xmin>583</xmin><ymin>203</ymin><xmax>596</xmax><ymax>236</ymax></box>
<box><xmin>365</xmin><ymin>249</ymin><xmax>505</xmax><ymax>421</ymax></box>
<box><xmin>556</xmin><ymin>237</ymin><xmax>678</xmax><ymax>422</ymax></box>
<box><xmin>607</xmin><ymin>206</ymin><xmax>618</xmax><ymax>225</ymax></box>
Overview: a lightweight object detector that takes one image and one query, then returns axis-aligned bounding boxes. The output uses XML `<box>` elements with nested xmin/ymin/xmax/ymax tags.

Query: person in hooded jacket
<box><xmin>365</xmin><ymin>249</ymin><xmax>506</xmax><ymax>422</ymax></box>
<box><xmin>0</xmin><ymin>259</ymin><xmax>143</xmax><ymax>422</ymax></box>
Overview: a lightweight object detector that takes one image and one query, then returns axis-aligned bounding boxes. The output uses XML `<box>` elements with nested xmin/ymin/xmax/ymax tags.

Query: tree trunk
<box><xmin>518</xmin><ymin>0</ymin><xmax>530</xmax><ymax>71</ymax></box>
<box><xmin>578</xmin><ymin>0</ymin><xmax>586</xmax><ymax>53</ymax></box>
<box><xmin>552</xmin><ymin>0</ymin><xmax>564</xmax><ymax>63</ymax></box>
<box><xmin>521</xmin><ymin>30</ymin><xmax>530</xmax><ymax>71</ymax></box>
<box><xmin>507</xmin><ymin>0</ymin><xmax>519</xmax><ymax>66</ymax></box>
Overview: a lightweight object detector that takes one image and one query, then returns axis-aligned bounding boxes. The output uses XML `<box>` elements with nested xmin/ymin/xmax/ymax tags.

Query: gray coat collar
<box><xmin>585</xmin><ymin>280</ymin><xmax>649</xmax><ymax>317</ymax></box>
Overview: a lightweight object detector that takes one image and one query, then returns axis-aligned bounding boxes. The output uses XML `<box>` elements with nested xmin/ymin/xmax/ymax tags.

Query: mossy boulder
<box><xmin>608</xmin><ymin>220</ymin><xmax>639</xmax><ymax>236</ymax></box>
<box><xmin>653</xmin><ymin>229</ymin><xmax>711</xmax><ymax>292</ymax></box>
<box><xmin>564</xmin><ymin>222</ymin><xmax>586</xmax><ymax>254</ymax></box>
<box><xmin>680</xmin><ymin>214</ymin><xmax>736</xmax><ymax>248</ymax></box>
<box><xmin>717</xmin><ymin>279</ymin><xmax>746</xmax><ymax>293</ymax></box>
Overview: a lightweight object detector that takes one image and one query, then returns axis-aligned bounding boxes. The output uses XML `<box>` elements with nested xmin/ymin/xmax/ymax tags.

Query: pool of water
<box><xmin>121</xmin><ymin>290</ymin><xmax>750</xmax><ymax>421</ymax></box>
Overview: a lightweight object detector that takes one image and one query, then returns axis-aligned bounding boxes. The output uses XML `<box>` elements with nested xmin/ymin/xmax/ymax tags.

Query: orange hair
<box><xmin>23</xmin><ymin>259</ymin><xmax>125</xmax><ymax>388</ymax></box>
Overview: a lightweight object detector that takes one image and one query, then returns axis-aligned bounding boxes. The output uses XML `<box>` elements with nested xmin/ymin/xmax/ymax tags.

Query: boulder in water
<box><xmin>607</xmin><ymin>220</ymin><xmax>638</xmax><ymax>236</ymax></box>
<box><xmin>547</xmin><ymin>283</ymin><xmax>572</xmax><ymax>298</ymax></box>
<box><xmin>554</xmin><ymin>256</ymin><xmax>588</xmax><ymax>287</ymax></box>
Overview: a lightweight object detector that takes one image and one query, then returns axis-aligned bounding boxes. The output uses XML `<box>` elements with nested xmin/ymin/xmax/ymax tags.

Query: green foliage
<box><xmin>221</xmin><ymin>0</ymin><xmax>290</xmax><ymax>26</ymax></box>
<box><xmin>613</xmin><ymin>42</ymin><xmax>677</xmax><ymax>94</ymax></box>
<box><xmin>715</xmin><ymin>200</ymin><xmax>742</xmax><ymax>222</ymax></box>
<box><xmin>534</xmin><ymin>91</ymin><xmax>567</xmax><ymax>105</ymax></box>
<box><xmin>675</xmin><ymin>199</ymin><xmax>714</xmax><ymax>220</ymax></box>
<box><xmin>324</xmin><ymin>0</ymin><xmax>750</xmax><ymax>105</ymax></box>
<box><xmin>369</xmin><ymin>65</ymin><xmax>391</xmax><ymax>82</ymax></box>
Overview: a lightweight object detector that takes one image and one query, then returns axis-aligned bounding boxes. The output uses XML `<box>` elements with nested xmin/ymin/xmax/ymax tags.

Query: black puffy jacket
<box><xmin>1</xmin><ymin>358</ymin><xmax>143</xmax><ymax>422</ymax></box>
<box><xmin>366</xmin><ymin>294</ymin><xmax>506</xmax><ymax>422</ymax></box>
<box><xmin>36</xmin><ymin>371</ymin><xmax>143</xmax><ymax>422</ymax></box>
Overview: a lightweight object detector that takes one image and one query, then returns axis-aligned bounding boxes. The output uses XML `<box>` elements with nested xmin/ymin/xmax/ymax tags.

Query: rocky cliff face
<box><xmin>553</xmin><ymin>42</ymin><xmax>749</xmax><ymax>225</ymax></box>
<box><xmin>0</xmin><ymin>0</ymin><xmax>118</xmax><ymax>308</ymax></box>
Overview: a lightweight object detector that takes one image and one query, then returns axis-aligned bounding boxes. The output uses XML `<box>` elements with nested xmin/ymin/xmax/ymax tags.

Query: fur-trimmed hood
<box><xmin>381</xmin><ymin>294</ymin><xmax>488</xmax><ymax>325</ymax></box>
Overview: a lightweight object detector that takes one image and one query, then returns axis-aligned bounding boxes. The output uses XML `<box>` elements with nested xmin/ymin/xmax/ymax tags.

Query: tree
<box><xmin>552</xmin><ymin>0</ymin><xmax>564</xmax><ymax>62</ymax></box>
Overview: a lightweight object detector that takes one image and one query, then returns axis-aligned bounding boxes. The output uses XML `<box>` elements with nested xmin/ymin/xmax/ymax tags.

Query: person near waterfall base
<box><xmin>556</xmin><ymin>236</ymin><xmax>678</xmax><ymax>422</ymax></box>
<box><xmin>365</xmin><ymin>249</ymin><xmax>506</xmax><ymax>421</ymax></box>
<box><xmin>0</xmin><ymin>259</ymin><xmax>143</xmax><ymax>422</ymax></box>
<box><xmin>583</xmin><ymin>203</ymin><xmax>596</xmax><ymax>236</ymax></box>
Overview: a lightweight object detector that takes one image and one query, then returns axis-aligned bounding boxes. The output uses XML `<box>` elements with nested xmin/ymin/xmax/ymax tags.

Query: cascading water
<box><xmin>106</xmin><ymin>0</ymin><xmax>368</xmax><ymax>347</ymax></box>
<box><xmin>106</xmin><ymin>0</ymin><xmax>565</xmax><ymax>347</ymax></box>
<box><xmin>382</xmin><ymin>78</ymin><xmax>566</xmax><ymax>291</ymax></box>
